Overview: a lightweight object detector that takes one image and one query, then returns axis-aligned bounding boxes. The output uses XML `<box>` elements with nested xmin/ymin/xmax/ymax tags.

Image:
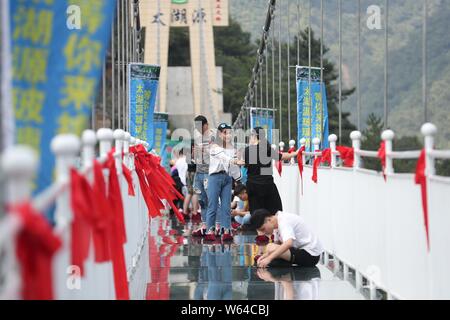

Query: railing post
<box><xmin>113</xmin><ymin>129</ymin><xmax>125</xmax><ymax>174</ymax></box>
<box><xmin>123</xmin><ymin>132</ymin><xmax>131</xmax><ymax>169</ymax></box>
<box><xmin>381</xmin><ymin>129</ymin><xmax>395</xmax><ymax>175</ymax></box>
<box><xmin>312</xmin><ymin>138</ymin><xmax>321</xmax><ymax>158</ymax></box>
<box><xmin>129</xmin><ymin>136</ymin><xmax>136</xmax><ymax>170</ymax></box>
<box><xmin>350</xmin><ymin>131</ymin><xmax>362</xmax><ymax>169</ymax></box>
<box><xmin>279</xmin><ymin>141</ymin><xmax>285</xmax><ymax>152</ymax></box>
<box><xmin>421</xmin><ymin>123</ymin><xmax>437</xmax><ymax>176</ymax></box>
<box><xmin>81</xmin><ymin>130</ymin><xmax>97</xmax><ymax>170</ymax></box>
<box><xmin>97</xmin><ymin>128</ymin><xmax>114</xmax><ymax>158</ymax></box>
<box><xmin>289</xmin><ymin>140</ymin><xmax>296</xmax><ymax>165</ymax></box>
<box><xmin>329</xmin><ymin>134</ymin><xmax>338</xmax><ymax>168</ymax></box>
<box><xmin>300</xmin><ymin>138</ymin><xmax>306</xmax><ymax>164</ymax></box>
<box><xmin>1</xmin><ymin>146</ymin><xmax>38</xmax><ymax>204</ymax></box>
<box><xmin>51</xmin><ymin>134</ymin><xmax>81</xmax><ymax>229</ymax></box>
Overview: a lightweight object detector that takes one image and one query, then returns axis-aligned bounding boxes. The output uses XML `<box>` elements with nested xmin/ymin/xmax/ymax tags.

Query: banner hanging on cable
<box><xmin>10</xmin><ymin>0</ymin><xmax>116</xmax><ymax>193</ymax></box>
<box><xmin>151</xmin><ymin>112</ymin><xmax>168</xmax><ymax>161</ymax></box>
<box><xmin>296</xmin><ymin>66</ymin><xmax>329</xmax><ymax>152</ymax></box>
<box><xmin>129</xmin><ymin>63</ymin><xmax>160</xmax><ymax>147</ymax></box>
<box><xmin>250</xmin><ymin>108</ymin><xmax>274</xmax><ymax>143</ymax></box>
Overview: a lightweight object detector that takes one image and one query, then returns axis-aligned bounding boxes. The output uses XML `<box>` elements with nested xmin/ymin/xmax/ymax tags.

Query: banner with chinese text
<box><xmin>10</xmin><ymin>0</ymin><xmax>116</xmax><ymax>192</ymax></box>
<box><xmin>151</xmin><ymin>112</ymin><xmax>168</xmax><ymax>162</ymax></box>
<box><xmin>296</xmin><ymin>66</ymin><xmax>329</xmax><ymax>152</ymax></box>
<box><xmin>129</xmin><ymin>63</ymin><xmax>160</xmax><ymax>146</ymax></box>
<box><xmin>250</xmin><ymin>108</ymin><xmax>274</xmax><ymax>144</ymax></box>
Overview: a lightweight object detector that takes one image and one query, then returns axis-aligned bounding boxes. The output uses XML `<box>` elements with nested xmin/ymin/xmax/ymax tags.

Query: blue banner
<box><xmin>296</xmin><ymin>67</ymin><xmax>329</xmax><ymax>152</ymax></box>
<box><xmin>151</xmin><ymin>112</ymin><xmax>168</xmax><ymax>162</ymax></box>
<box><xmin>10</xmin><ymin>0</ymin><xmax>116</xmax><ymax>193</ymax></box>
<box><xmin>129</xmin><ymin>63</ymin><xmax>160</xmax><ymax>145</ymax></box>
<box><xmin>250</xmin><ymin>108</ymin><xmax>274</xmax><ymax>143</ymax></box>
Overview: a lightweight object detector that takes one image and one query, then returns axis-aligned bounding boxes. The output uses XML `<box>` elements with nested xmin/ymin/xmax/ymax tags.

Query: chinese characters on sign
<box><xmin>296</xmin><ymin>66</ymin><xmax>329</xmax><ymax>152</ymax></box>
<box><xmin>129</xmin><ymin>64</ymin><xmax>161</xmax><ymax>145</ymax></box>
<box><xmin>10</xmin><ymin>0</ymin><xmax>115</xmax><ymax>192</ymax></box>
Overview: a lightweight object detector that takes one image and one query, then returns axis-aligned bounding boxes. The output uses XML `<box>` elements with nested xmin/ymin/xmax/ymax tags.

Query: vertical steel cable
<box><xmin>125</xmin><ymin>0</ymin><xmax>130</xmax><ymax>131</ymax></box>
<box><xmin>266</xmin><ymin>38</ymin><xmax>269</xmax><ymax>123</ymax></box>
<box><xmin>117</xmin><ymin>0</ymin><xmax>121</xmax><ymax>130</ymax></box>
<box><xmin>308</xmin><ymin>0</ymin><xmax>312</xmax><ymax>148</ymax></box>
<box><xmin>287</xmin><ymin>0</ymin><xmax>291</xmax><ymax>140</ymax></box>
<box><xmin>384</xmin><ymin>0</ymin><xmax>389</xmax><ymax>129</ymax></box>
<box><xmin>121</xmin><ymin>0</ymin><xmax>126</xmax><ymax>129</ymax></box>
<box><xmin>357</xmin><ymin>0</ymin><xmax>361</xmax><ymax>131</ymax></box>
<box><xmin>423</xmin><ymin>0</ymin><xmax>428</xmax><ymax>123</ymax></box>
<box><xmin>297</xmin><ymin>0</ymin><xmax>300</xmax><ymax>66</ymax></box>
<box><xmin>279</xmin><ymin>0</ymin><xmax>283</xmax><ymax>142</ymax></box>
<box><xmin>102</xmin><ymin>59</ymin><xmax>106</xmax><ymax>128</ymax></box>
<box><xmin>338</xmin><ymin>0</ymin><xmax>342</xmax><ymax>144</ymax></box>
<box><xmin>320</xmin><ymin>0</ymin><xmax>324</xmax><ymax>142</ymax></box>
<box><xmin>272</xmin><ymin>9</ymin><xmax>276</xmax><ymax>131</ymax></box>
<box><xmin>112</xmin><ymin>8</ymin><xmax>116</xmax><ymax>129</ymax></box>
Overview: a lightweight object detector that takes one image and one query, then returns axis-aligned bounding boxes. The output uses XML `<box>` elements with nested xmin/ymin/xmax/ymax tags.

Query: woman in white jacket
<box><xmin>204</xmin><ymin>123</ymin><xmax>244</xmax><ymax>242</ymax></box>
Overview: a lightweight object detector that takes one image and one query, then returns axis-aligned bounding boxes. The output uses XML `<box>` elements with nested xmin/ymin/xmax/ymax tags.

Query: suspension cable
<box><xmin>357</xmin><ymin>0</ymin><xmax>361</xmax><ymax>131</ymax></box>
<box><xmin>338</xmin><ymin>0</ymin><xmax>342</xmax><ymax>144</ymax></box>
<box><xmin>384</xmin><ymin>0</ymin><xmax>389</xmax><ymax>129</ymax></box>
<box><xmin>308</xmin><ymin>0</ymin><xmax>312</xmax><ymax>149</ymax></box>
<box><xmin>287</xmin><ymin>0</ymin><xmax>291</xmax><ymax>140</ymax></box>
<box><xmin>423</xmin><ymin>0</ymin><xmax>428</xmax><ymax>123</ymax></box>
<box><xmin>117</xmin><ymin>0</ymin><xmax>121</xmax><ymax>129</ymax></box>
<box><xmin>111</xmin><ymin>8</ymin><xmax>116</xmax><ymax>130</ymax></box>
<box><xmin>320</xmin><ymin>0</ymin><xmax>324</xmax><ymax>143</ymax></box>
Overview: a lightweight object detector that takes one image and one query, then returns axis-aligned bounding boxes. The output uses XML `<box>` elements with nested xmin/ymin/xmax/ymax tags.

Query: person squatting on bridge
<box><xmin>251</xmin><ymin>209</ymin><xmax>324</xmax><ymax>268</ymax></box>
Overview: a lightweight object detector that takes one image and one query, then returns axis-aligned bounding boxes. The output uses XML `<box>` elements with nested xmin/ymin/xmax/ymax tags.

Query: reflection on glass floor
<box><xmin>146</xmin><ymin>216</ymin><xmax>367</xmax><ymax>300</ymax></box>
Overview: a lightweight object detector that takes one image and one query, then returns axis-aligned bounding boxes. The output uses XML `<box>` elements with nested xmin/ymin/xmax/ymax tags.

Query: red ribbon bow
<box><xmin>9</xmin><ymin>202</ymin><xmax>62</xmax><ymax>300</ymax></box>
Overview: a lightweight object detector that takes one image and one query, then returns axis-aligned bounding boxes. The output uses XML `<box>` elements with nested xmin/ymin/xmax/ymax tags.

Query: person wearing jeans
<box><xmin>204</xmin><ymin>123</ymin><xmax>244</xmax><ymax>242</ymax></box>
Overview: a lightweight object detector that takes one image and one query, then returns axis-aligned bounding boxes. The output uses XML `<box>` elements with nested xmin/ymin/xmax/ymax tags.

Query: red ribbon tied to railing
<box><xmin>415</xmin><ymin>149</ymin><xmax>430</xmax><ymax>252</ymax></box>
<box><xmin>8</xmin><ymin>202</ymin><xmax>62</xmax><ymax>300</ymax></box>
<box><xmin>378</xmin><ymin>141</ymin><xmax>387</xmax><ymax>181</ymax></box>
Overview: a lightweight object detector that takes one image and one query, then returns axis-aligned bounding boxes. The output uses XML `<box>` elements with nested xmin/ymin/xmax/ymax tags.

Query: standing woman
<box><xmin>205</xmin><ymin>123</ymin><xmax>244</xmax><ymax>242</ymax></box>
<box><xmin>244</xmin><ymin>127</ymin><xmax>298</xmax><ymax>215</ymax></box>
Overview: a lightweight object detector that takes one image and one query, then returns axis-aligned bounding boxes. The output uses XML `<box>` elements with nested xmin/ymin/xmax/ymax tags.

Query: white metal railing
<box><xmin>0</xmin><ymin>128</ymin><xmax>153</xmax><ymax>300</ymax></box>
<box><xmin>274</xmin><ymin>123</ymin><xmax>450</xmax><ymax>300</ymax></box>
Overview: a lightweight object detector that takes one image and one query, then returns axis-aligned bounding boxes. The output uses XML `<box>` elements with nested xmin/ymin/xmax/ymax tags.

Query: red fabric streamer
<box><xmin>336</xmin><ymin>146</ymin><xmax>354</xmax><ymax>167</ymax></box>
<box><xmin>378</xmin><ymin>142</ymin><xmax>387</xmax><ymax>181</ymax></box>
<box><xmin>122</xmin><ymin>164</ymin><xmax>135</xmax><ymax>196</ymax></box>
<box><xmin>9</xmin><ymin>202</ymin><xmax>62</xmax><ymax>300</ymax></box>
<box><xmin>103</xmin><ymin>152</ymin><xmax>129</xmax><ymax>300</ymax></box>
<box><xmin>131</xmin><ymin>145</ymin><xmax>185</xmax><ymax>224</ymax></box>
<box><xmin>92</xmin><ymin>160</ymin><xmax>112</xmax><ymax>262</ymax></box>
<box><xmin>70</xmin><ymin>169</ymin><xmax>94</xmax><ymax>276</ymax></box>
<box><xmin>312</xmin><ymin>156</ymin><xmax>321</xmax><ymax>184</ymax></box>
<box><xmin>415</xmin><ymin>149</ymin><xmax>430</xmax><ymax>251</ymax></box>
<box><xmin>297</xmin><ymin>146</ymin><xmax>305</xmax><ymax>179</ymax></box>
<box><xmin>320</xmin><ymin>148</ymin><xmax>331</xmax><ymax>165</ymax></box>
<box><xmin>276</xmin><ymin>151</ymin><xmax>283</xmax><ymax>176</ymax></box>
<box><xmin>288</xmin><ymin>146</ymin><xmax>296</xmax><ymax>153</ymax></box>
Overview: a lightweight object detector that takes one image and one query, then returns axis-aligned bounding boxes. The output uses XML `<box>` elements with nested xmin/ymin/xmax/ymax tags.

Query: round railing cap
<box><xmin>51</xmin><ymin>134</ymin><xmax>81</xmax><ymax>155</ymax></box>
<box><xmin>350</xmin><ymin>131</ymin><xmax>362</xmax><ymax>140</ymax></box>
<box><xmin>421</xmin><ymin>123</ymin><xmax>437</xmax><ymax>136</ymax></box>
<box><xmin>312</xmin><ymin>137</ymin><xmax>321</xmax><ymax>145</ymax></box>
<box><xmin>381</xmin><ymin>129</ymin><xmax>395</xmax><ymax>141</ymax></box>
<box><xmin>82</xmin><ymin>130</ymin><xmax>97</xmax><ymax>146</ymax></box>
<box><xmin>97</xmin><ymin>128</ymin><xmax>114</xmax><ymax>141</ymax></box>
<box><xmin>328</xmin><ymin>134</ymin><xmax>338</xmax><ymax>143</ymax></box>
<box><xmin>1</xmin><ymin>145</ymin><xmax>39</xmax><ymax>178</ymax></box>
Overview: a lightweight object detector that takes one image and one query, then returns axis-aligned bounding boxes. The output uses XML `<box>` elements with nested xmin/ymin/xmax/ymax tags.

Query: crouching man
<box><xmin>250</xmin><ymin>209</ymin><xmax>324</xmax><ymax>268</ymax></box>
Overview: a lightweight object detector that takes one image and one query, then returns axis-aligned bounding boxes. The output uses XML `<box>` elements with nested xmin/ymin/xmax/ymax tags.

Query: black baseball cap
<box><xmin>218</xmin><ymin>123</ymin><xmax>232</xmax><ymax>131</ymax></box>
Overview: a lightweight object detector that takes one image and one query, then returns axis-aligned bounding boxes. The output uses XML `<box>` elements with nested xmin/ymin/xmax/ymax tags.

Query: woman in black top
<box><xmin>244</xmin><ymin>127</ymin><xmax>299</xmax><ymax>215</ymax></box>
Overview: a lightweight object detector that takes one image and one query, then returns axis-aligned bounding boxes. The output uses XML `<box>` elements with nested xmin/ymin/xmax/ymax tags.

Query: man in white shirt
<box><xmin>250</xmin><ymin>209</ymin><xmax>324</xmax><ymax>268</ymax></box>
